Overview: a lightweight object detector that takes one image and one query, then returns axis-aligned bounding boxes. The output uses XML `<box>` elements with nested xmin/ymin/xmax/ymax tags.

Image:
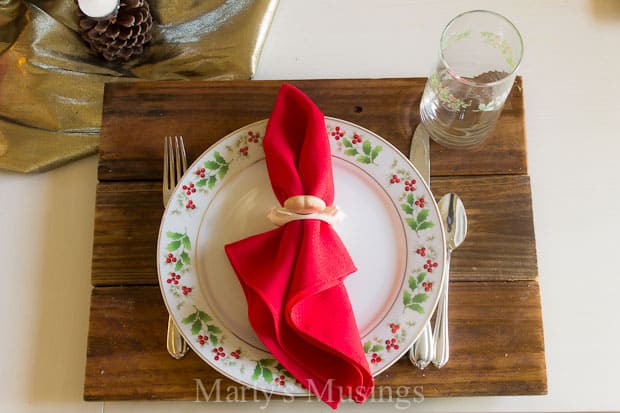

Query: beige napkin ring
<box><xmin>267</xmin><ymin>195</ymin><xmax>345</xmax><ymax>226</ymax></box>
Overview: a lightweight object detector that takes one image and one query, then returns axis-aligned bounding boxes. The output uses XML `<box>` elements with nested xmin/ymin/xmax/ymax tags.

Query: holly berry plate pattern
<box><xmin>157</xmin><ymin>117</ymin><xmax>446</xmax><ymax>396</ymax></box>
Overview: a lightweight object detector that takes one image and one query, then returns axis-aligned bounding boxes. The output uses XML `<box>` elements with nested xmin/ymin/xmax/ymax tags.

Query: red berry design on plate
<box><xmin>414</xmin><ymin>196</ymin><xmax>426</xmax><ymax>208</ymax></box>
<box><xmin>275</xmin><ymin>375</ymin><xmax>286</xmax><ymax>386</ymax></box>
<box><xmin>331</xmin><ymin>126</ymin><xmax>345</xmax><ymax>140</ymax></box>
<box><xmin>186</xmin><ymin>200</ymin><xmax>196</xmax><ymax>209</ymax></box>
<box><xmin>181</xmin><ymin>286</ymin><xmax>192</xmax><ymax>296</ymax></box>
<box><xmin>416</xmin><ymin>247</ymin><xmax>427</xmax><ymax>257</ymax></box>
<box><xmin>165</xmin><ymin>252</ymin><xmax>177</xmax><ymax>263</ymax></box>
<box><xmin>240</xmin><ymin>146</ymin><xmax>249</xmax><ymax>156</ymax></box>
<box><xmin>181</xmin><ymin>183</ymin><xmax>196</xmax><ymax>195</ymax></box>
<box><xmin>247</xmin><ymin>131</ymin><xmax>260</xmax><ymax>143</ymax></box>
<box><xmin>423</xmin><ymin>259</ymin><xmax>439</xmax><ymax>273</ymax></box>
<box><xmin>212</xmin><ymin>347</ymin><xmax>226</xmax><ymax>360</ymax></box>
<box><xmin>390</xmin><ymin>174</ymin><xmax>401</xmax><ymax>184</ymax></box>
<box><xmin>385</xmin><ymin>338</ymin><xmax>400</xmax><ymax>351</ymax></box>
<box><xmin>197</xmin><ymin>335</ymin><xmax>209</xmax><ymax>345</ymax></box>
<box><xmin>181</xmin><ymin>182</ymin><xmax>196</xmax><ymax>195</ymax></box>
<box><xmin>352</xmin><ymin>133</ymin><xmax>363</xmax><ymax>144</ymax></box>
<box><xmin>389</xmin><ymin>323</ymin><xmax>400</xmax><ymax>334</ymax></box>
<box><xmin>230</xmin><ymin>349</ymin><xmax>241</xmax><ymax>359</ymax></box>
<box><xmin>404</xmin><ymin>179</ymin><xmax>416</xmax><ymax>191</ymax></box>
<box><xmin>422</xmin><ymin>281</ymin><xmax>434</xmax><ymax>292</ymax></box>
<box><xmin>370</xmin><ymin>353</ymin><xmax>382</xmax><ymax>364</ymax></box>
<box><xmin>167</xmin><ymin>272</ymin><xmax>180</xmax><ymax>285</ymax></box>
<box><xmin>195</xmin><ymin>167</ymin><xmax>206</xmax><ymax>178</ymax></box>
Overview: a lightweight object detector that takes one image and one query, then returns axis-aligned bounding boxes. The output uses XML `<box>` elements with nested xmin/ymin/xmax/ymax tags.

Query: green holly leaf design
<box><xmin>252</xmin><ymin>365</ymin><xmax>262</xmax><ymax>381</ymax></box>
<box><xmin>356</xmin><ymin>155</ymin><xmax>372</xmax><ymax>164</ymax></box>
<box><xmin>262</xmin><ymin>368</ymin><xmax>273</xmax><ymax>383</ymax></box>
<box><xmin>417</xmin><ymin>272</ymin><xmax>426</xmax><ymax>284</ymax></box>
<box><xmin>175</xmin><ymin>261</ymin><xmax>183</xmax><ymax>272</ymax></box>
<box><xmin>417</xmin><ymin>221</ymin><xmax>434</xmax><ymax>230</ymax></box>
<box><xmin>205</xmin><ymin>160</ymin><xmax>220</xmax><ymax>170</ymax></box>
<box><xmin>207</xmin><ymin>325</ymin><xmax>222</xmax><ymax>334</ymax></box>
<box><xmin>362</xmin><ymin>140</ymin><xmax>372</xmax><ymax>156</ymax></box>
<box><xmin>370</xmin><ymin>344</ymin><xmax>384</xmax><ymax>352</ymax></box>
<box><xmin>370</xmin><ymin>145</ymin><xmax>382</xmax><ymax>161</ymax></box>
<box><xmin>406</xmin><ymin>217</ymin><xmax>418</xmax><ymax>231</ymax></box>
<box><xmin>166</xmin><ymin>231</ymin><xmax>184</xmax><ymax>240</ymax></box>
<box><xmin>417</xmin><ymin>209</ymin><xmax>430</xmax><ymax>223</ymax></box>
<box><xmin>218</xmin><ymin>165</ymin><xmax>229</xmax><ymax>179</ymax></box>
<box><xmin>182</xmin><ymin>235</ymin><xmax>191</xmax><ymax>250</ymax></box>
<box><xmin>191</xmin><ymin>319</ymin><xmax>202</xmax><ymax>335</ymax></box>
<box><xmin>213</xmin><ymin>151</ymin><xmax>227</xmax><ymax>165</ymax></box>
<box><xmin>259</xmin><ymin>358</ymin><xmax>276</xmax><ymax>367</ymax></box>
<box><xmin>363</xmin><ymin>341</ymin><xmax>371</xmax><ymax>353</ymax></box>
<box><xmin>209</xmin><ymin>334</ymin><xmax>218</xmax><ymax>346</ymax></box>
<box><xmin>196</xmin><ymin>179</ymin><xmax>207</xmax><ymax>187</ymax></box>
<box><xmin>275</xmin><ymin>364</ymin><xmax>294</xmax><ymax>378</ymax></box>
<box><xmin>408</xmin><ymin>275</ymin><xmax>418</xmax><ymax>291</ymax></box>
<box><xmin>343</xmin><ymin>138</ymin><xmax>353</xmax><ymax>148</ymax></box>
<box><xmin>166</xmin><ymin>240</ymin><xmax>181</xmax><ymax>251</ymax></box>
<box><xmin>344</xmin><ymin>148</ymin><xmax>358</xmax><ymax>156</ymax></box>
<box><xmin>180</xmin><ymin>251</ymin><xmax>191</xmax><ymax>265</ymax></box>
<box><xmin>207</xmin><ymin>175</ymin><xmax>217</xmax><ymax>189</ymax></box>
<box><xmin>198</xmin><ymin>311</ymin><xmax>211</xmax><ymax>323</ymax></box>
<box><xmin>407</xmin><ymin>193</ymin><xmax>414</xmax><ymax>206</ymax></box>
<box><xmin>182</xmin><ymin>312</ymin><xmax>197</xmax><ymax>324</ymax></box>
<box><xmin>403</xmin><ymin>290</ymin><xmax>412</xmax><ymax>306</ymax></box>
<box><xmin>406</xmin><ymin>303</ymin><xmax>424</xmax><ymax>314</ymax></box>
<box><xmin>411</xmin><ymin>293</ymin><xmax>429</xmax><ymax>303</ymax></box>
<box><xmin>401</xmin><ymin>203</ymin><xmax>414</xmax><ymax>214</ymax></box>
<box><xmin>406</xmin><ymin>303</ymin><xmax>425</xmax><ymax>314</ymax></box>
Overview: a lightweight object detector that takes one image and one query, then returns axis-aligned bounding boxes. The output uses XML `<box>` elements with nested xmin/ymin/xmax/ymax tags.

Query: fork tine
<box><xmin>179</xmin><ymin>136</ymin><xmax>188</xmax><ymax>173</ymax></box>
<box><xmin>163</xmin><ymin>136</ymin><xmax>170</xmax><ymax>190</ymax></box>
<box><xmin>174</xmin><ymin>136</ymin><xmax>183</xmax><ymax>184</ymax></box>
<box><xmin>168</xmin><ymin>137</ymin><xmax>175</xmax><ymax>189</ymax></box>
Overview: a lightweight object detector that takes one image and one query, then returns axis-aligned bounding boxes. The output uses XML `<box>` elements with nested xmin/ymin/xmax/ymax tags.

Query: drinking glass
<box><xmin>420</xmin><ymin>10</ymin><xmax>523</xmax><ymax>149</ymax></box>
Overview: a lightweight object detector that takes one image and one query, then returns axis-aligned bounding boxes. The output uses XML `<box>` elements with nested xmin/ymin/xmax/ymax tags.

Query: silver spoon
<box><xmin>432</xmin><ymin>193</ymin><xmax>467</xmax><ymax>368</ymax></box>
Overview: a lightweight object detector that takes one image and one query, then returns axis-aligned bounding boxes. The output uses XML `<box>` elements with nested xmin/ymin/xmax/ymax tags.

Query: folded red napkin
<box><xmin>225</xmin><ymin>84</ymin><xmax>374</xmax><ymax>408</ymax></box>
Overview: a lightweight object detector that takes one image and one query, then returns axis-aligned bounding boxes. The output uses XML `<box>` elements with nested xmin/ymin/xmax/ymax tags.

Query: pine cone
<box><xmin>78</xmin><ymin>0</ymin><xmax>153</xmax><ymax>61</ymax></box>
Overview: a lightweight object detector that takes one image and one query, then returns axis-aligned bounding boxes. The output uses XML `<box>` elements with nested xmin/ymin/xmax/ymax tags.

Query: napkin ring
<box><xmin>267</xmin><ymin>195</ymin><xmax>345</xmax><ymax>226</ymax></box>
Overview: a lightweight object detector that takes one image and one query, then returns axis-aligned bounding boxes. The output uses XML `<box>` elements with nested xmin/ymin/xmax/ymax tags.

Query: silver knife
<box><xmin>409</xmin><ymin>124</ymin><xmax>430</xmax><ymax>184</ymax></box>
<box><xmin>407</xmin><ymin>124</ymin><xmax>435</xmax><ymax>369</ymax></box>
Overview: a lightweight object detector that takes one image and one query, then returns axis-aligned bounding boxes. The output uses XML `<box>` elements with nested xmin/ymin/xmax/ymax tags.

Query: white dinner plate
<box><xmin>157</xmin><ymin>117</ymin><xmax>445</xmax><ymax>395</ymax></box>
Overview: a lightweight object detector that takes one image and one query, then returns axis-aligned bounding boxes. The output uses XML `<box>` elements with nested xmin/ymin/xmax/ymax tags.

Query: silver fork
<box><xmin>163</xmin><ymin>136</ymin><xmax>190</xmax><ymax>359</ymax></box>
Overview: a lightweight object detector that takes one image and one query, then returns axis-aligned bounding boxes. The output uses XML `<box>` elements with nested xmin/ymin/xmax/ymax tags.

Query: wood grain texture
<box><xmin>98</xmin><ymin>78</ymin><xmax>525</xmax><ymax>181</ymax></box>
<box><xmin>87</xmin><ymin>77</ymin><xmax>545</xmax><ymax>401</ymax></box>
<box><xmin>91</xmin><ymin>175</ymin><xmax>537</xmax><ymax>286</ymax></box>
<box><xmin>84</xmin><ymin>283</ymin><xmax>546</xmax><ymax>400</ymax></box>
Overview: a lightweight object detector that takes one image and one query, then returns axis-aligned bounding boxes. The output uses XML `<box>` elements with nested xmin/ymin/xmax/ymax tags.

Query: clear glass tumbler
<box><xmin>420</xmin><ymin>10</ymin><xmax>523</xmax><ymax>149</ymax></box>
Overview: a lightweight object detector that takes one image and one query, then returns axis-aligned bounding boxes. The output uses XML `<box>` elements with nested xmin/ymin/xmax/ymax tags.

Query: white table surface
<box><xmin>1</xmin><ymin>1</ymin><xmax>619</xmax><ymax>412</ymax></box>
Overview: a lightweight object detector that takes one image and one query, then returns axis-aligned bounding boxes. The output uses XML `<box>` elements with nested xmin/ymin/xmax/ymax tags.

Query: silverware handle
<box><xmin>432</xmin><ymin>253</ymin><xmax>451</xmax><ymax>368</ymax></box>
<box><xmin>409</xmin><ymin>321</ymin><xmax>434</xmax><ymax>369</ymax></box>
<box><xmin>167</xmin><ymin>315</ymin><xmax>189</xmax><ymax>359</ymax></box>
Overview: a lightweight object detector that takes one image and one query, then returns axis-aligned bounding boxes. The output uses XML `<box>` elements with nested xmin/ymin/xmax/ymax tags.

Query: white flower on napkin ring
<box><xmin>267</xmin><ymin>195</ymin><xmax>345</xmax><ymax>226</ymax></box>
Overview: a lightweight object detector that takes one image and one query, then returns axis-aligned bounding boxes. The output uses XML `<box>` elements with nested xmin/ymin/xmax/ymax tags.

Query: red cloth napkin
<box><xmin>225</xmin><ymin>84</ymin><xmax>374</xmax><ymax>408</ymax></box>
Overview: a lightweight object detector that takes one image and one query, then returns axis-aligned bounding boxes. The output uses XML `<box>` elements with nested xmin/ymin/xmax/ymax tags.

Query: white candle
<box><xmin>77</xmin><ymin>0</ymin><xmax>120</xmax><ymax>19</ymax></box>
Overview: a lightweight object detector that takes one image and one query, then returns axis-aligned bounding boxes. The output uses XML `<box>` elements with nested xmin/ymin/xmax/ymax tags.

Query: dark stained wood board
<box><xmin>91</xmin><ymin>175</ymin><xmax>537</xmax><ymax>286</ymax></box>
<box><xmin>85</xmin><ymin>77</ymin><xmax>545</xmax><ymax>400</ymax></box>
<box><xmin>98</xmin><ymin>78</ymin><xmax>526</xmax><ymax>181</ymax></box>
<box><xmin>84</xmin><ymin>282</ymin><xmax>546</xmax><ymax>400</ymax></box>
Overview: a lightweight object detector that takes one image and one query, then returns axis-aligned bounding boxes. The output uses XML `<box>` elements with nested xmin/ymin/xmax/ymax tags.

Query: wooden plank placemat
<box><xmin>85</xmin><ymin>78</ymin><xmax>546</xmax><ymax>400</ymax></box>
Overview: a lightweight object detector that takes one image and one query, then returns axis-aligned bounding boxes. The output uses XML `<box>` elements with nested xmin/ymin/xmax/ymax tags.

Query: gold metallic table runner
<box><xmin>0</xmin><ymin>0</ymin><xmax>278</xmax><ymax>173</ymax></box>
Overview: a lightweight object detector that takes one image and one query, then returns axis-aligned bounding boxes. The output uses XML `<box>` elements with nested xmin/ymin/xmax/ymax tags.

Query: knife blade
<box><xmin>409</xmin><ymin>124</ymin><xmax>430</xmax><ymax>184</ymax></box>
<box><xmin>408</xmin><ymin>123</ymin><xmax>434</xmax><ymax>369</ymax></box>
